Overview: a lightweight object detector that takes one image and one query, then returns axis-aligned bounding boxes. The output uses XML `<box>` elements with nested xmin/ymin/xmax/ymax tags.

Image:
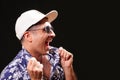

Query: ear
<box><xmin>24</xmin><ymin>31</ymin><xmax>32</xmax><ymax>42</ymax></box>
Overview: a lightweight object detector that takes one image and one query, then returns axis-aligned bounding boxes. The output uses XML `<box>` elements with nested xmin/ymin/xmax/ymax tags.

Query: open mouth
<box><xmin>45</xmin><ymin>41</ymin><xmax>49</xmax><ymax>47</ymax></box>
<box><xmin>45</xmin><ymin>39</ymin><xmax>52</xmax><ymax>49</ymax></box>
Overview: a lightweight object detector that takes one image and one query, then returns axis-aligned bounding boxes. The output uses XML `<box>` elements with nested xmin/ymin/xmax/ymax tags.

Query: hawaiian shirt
<box><xmin>0</xmin><ymin>46</ymin><xmax>65</xmax><ymax>80</ymax></box>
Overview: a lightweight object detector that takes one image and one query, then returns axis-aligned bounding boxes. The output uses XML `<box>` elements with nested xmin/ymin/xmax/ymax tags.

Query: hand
<box><xmin>27</xmin><ymin>57</ymin><xmax>43</xmax><ymax>80</ymax></box>
<box><xmin>58</xmin><ymin>47</ymin><xmax>73</xmax><ymax>68</ymax></box>
<box><xmin>59</xmin><ymin>47</ymin><xmax>77</xmax><ymax>80</ymax></box>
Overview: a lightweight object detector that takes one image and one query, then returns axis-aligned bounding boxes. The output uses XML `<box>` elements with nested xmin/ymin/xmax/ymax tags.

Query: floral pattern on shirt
<box><xmin>0</xmin><ymin>47</ymin><xmax>65</xmax><ymax>80</ymax></box>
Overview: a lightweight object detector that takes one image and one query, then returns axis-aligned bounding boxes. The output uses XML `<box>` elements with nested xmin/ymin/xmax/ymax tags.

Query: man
<box><xmin>0</xmin><ymin>9</ymin><xmax>77</xmax><ymax>80</ymax></box>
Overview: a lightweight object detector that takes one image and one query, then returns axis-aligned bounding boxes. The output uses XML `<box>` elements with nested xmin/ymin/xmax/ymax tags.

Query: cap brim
<box><xmin>45</xmin><ymin>10</ymin><xmax>58</xmax><ymax>23</ymax></box>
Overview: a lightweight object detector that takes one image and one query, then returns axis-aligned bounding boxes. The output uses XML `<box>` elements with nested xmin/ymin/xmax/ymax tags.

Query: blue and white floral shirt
<box><xmin>0</xmin><ymin>47</ymin><xmax>65</xmax><ymax>80</ymax></box>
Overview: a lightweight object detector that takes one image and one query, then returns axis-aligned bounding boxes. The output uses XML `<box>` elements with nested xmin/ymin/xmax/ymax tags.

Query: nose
<box><xmin>49</xmin><ymin>30</ymin><xmax>56</xmax><ymax>38</ymax></box>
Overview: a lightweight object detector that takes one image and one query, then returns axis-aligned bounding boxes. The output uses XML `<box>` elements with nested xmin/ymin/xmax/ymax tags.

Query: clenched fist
<box><xmin>58</xmin><ymin>47</ymin><xmax>73</xmax><ymax>68</ymax></box>
<box><xmin>27</xmin><ymin>57</ymin><xmax>43</xmax><ymax>80</ymax></box>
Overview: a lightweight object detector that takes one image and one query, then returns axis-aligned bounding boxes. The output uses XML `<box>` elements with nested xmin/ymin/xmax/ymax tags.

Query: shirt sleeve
<box><xmin>0</xmin><ymin>65</ymin><xmax>23</xmax><ymax>80</ymax></box>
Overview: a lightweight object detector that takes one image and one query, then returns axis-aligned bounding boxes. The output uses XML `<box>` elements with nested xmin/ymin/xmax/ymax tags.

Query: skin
<box><xmin>22</xmin><ymin>18</ymin><xmax>77</xmax><ymax>80</ymax></box>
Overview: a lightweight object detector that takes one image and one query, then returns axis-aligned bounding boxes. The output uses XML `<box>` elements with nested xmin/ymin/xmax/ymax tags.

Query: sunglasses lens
<box><xmin>45</xmin><ymin>26</ymin><xmax>53</xmax><ymax>33</ymax></box>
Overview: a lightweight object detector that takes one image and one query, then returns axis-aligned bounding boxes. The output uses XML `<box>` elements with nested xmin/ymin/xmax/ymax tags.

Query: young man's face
<box><xmin>30</xmin><ymin>21</ymin><xmax>56</xmax><ymax>55</ymax></box>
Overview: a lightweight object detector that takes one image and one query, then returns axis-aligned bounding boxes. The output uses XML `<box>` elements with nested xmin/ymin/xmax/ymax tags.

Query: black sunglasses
<box><xmin>28</xmin><ymin>26</ymin><xmax>54</xmax><ymax>33</ymax></box>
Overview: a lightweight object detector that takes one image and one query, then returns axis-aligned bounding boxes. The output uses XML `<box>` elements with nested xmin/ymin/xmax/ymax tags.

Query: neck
<box><xmin>22</xmin><ymin>45</ymin><xmax>43</xmax><ymax>62</ymax></box>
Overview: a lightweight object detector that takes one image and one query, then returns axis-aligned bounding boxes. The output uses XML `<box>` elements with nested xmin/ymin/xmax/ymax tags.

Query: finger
<box><xmin>27</xmin><ymin>57</ymin><xmax>34</xmax><ymax>70</ymax></box>
<box><xmin>65</xmin><ymin>53</ymin><xmax>72</xmax><ymax>60</ymax></box>
<box><xmin>63</xmin><ymin>49</ymin><xmax>69</xmax><ymax>60</ymax></box>
<box><xmin>35</xmin><ymin>62</ymin><xmax>43</xmax><ymax>78</ymax></box>
<box><xmin>29</xmin><ymin>57</ymin><xmax>37</xmax><ymax>69</ymax></box>
<box><xmin>27</xmin><ymin>57</ymin><xmax>38</xmax><ymax>76</ymax></box>
<box><xmin>59</xmin><ymin>47</ymin><xmax>68</xmax><ymax>61</ymax></box>
<box><xmin>58</xmin><ymin>47</ymin><xmax>64</xmax><ymax>58</ymax></box>
<box><xmin>36</xmin><ymin>62</ymin><xmax>43</xmax><ymax>72</ymax></box>
<box><xmin>62</xmin><ymin>48</ymin><xmax>73</xmax><ymax>60</ymax></box>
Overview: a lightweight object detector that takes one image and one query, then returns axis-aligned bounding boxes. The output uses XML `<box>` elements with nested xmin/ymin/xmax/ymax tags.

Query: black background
<box><xmin>0</xmin><ymin>0</ymin><xmax>89</xmax><ymax>80</ymax></box>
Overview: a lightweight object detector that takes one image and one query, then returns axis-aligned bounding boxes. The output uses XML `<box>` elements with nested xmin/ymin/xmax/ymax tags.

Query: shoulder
<box><xmin>0</xmin><ymin>61</ymin><xmax>22</xmax><ymax>79</ymax></box>
<box><xmin>0</xmin><ymin>58</ymin><xmax>29</xmax><ymax>80</ymax></box>
<box><xmin>0</xmin><ymin>53</ymin><xmax>28</xmax><ymax>79</ymax></box>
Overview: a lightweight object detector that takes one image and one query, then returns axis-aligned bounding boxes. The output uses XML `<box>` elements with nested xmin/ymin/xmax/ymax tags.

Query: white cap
<box><xmin>15</xmin><ymin>9</ymin><xmax>58</xmax><ymax>40</ymax></box>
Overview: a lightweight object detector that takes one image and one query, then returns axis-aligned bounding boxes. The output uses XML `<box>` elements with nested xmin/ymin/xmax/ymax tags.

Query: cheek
<box><xmin>34</xmin><ymin>34</ymin><xmax>46</xmax><ymax>44</ymax></box>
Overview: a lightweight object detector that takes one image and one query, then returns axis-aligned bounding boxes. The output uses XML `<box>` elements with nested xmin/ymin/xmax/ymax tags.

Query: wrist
<box><xmin>63</xmin><ymin>65</ymin><xmax>73</xmax><ymax>72</ymax></box>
